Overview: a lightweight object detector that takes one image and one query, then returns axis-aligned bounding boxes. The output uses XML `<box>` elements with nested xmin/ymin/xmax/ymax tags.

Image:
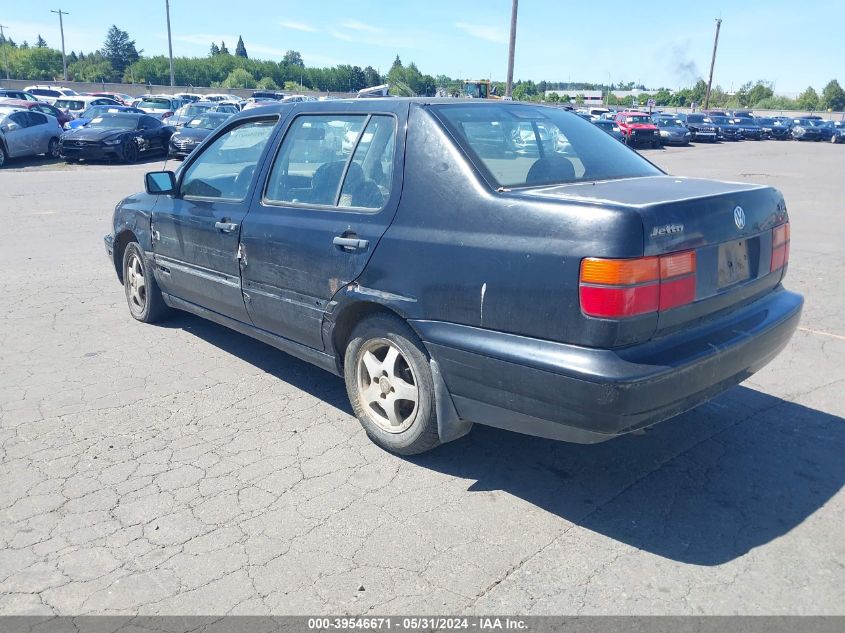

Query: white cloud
<box><xmin>341</xmin><ymin>20</ymin><xmax>382</xmax><ymax>34</ymax></box>
<box><xmin>279</xmin><ymin>21</ymin><xmax>317</xmax><ymax>33</ymax></box>
<box><xmin>454</xmin><ymin>22</ymin><xmax>506</xmax><ymax>44</ymax></box>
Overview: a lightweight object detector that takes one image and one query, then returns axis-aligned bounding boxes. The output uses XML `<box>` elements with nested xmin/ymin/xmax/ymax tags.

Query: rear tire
<box><xmin>344</xmin><ymin>314</ymin><xmax>440</xmax><ymax>455</ymax></box>
<box><xmin>122</xmin><ymin>242</ymin><xmax>169</xmax><ymax>323</ymax></box>
<box><xmin>0</xmin><ymin>145</ymin><xmax>6</xmax><ymax>168</ymax></box>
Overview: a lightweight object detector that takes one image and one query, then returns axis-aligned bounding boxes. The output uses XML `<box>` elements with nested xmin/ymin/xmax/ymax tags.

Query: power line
<box><xmin>51</xmin><ymin>9</ymin><xmax>69</xmax><ymax>81</ymax></box>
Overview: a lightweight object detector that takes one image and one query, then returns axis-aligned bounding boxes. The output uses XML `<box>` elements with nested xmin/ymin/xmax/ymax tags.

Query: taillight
<box><xmin>771</xmin><ymin>222</ymin><xmax>790</xmax><ymax>273</ymax></box>
<box><xmin>580</xmin><ymin>250</ymin><xmax>697</xmax><ymax>318</ymax></box>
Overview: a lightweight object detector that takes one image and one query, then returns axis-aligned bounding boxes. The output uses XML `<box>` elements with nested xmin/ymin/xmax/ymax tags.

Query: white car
<box><xmin>135</xmin><ymin>96</ymin><xmax>180</xmax><ymax>120</ymax></box>
<box><xmin>23</xmin><ymin>85</ymin><xmax>79</xmax><ymax>105</ymax></box>
<box><xmin>0</xmin><ymin>106</ymin><xmax>62</xmax><ymax>167</ymax></box>
<box><xmin>54</xmin><ymin>95</ymin><xmax>121</xmax><ymax>119</ymax></box>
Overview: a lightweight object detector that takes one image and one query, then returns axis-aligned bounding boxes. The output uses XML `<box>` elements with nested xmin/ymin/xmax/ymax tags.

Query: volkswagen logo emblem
<box><xmin>734</xmin><ymin>206</ymin><xmax>746</xmax><ymax>230</ymax></box>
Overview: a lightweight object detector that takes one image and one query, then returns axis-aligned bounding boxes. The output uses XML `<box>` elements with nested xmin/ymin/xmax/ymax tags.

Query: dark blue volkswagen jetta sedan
<box><xmin>104</xmin><ymin>99</ymin><xmax>802</xmax><ymax>454</ymax></box>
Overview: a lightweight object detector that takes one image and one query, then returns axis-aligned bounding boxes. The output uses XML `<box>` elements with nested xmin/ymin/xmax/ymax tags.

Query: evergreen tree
<box><xmin>219</xmin><ymin>41</ymin><xmax>230</xmax><ymax>55</ymax></box>
<box><xmin>36</xmin><ymin>34</ymin><xmax>47</xmax><ymax>48</ymax></box>
<box><xmin>102</xmin><ymin>25</ymin><xmax>140</xmax><ymax>80</ymax></box>
<box><xmin>210</xmin><ymin>42</ymin><xmax>220</xmax><ymax>56</ymax></box>
<box><xmin>235</xmin><ymin>36</ymin><xmax>248</xmax><ymax>58</ymax></box>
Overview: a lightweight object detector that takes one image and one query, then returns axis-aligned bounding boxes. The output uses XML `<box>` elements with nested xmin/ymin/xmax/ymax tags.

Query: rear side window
<box><xmin>56</xmin><ymin>99</ymin><xmax>85</xmax><ymax>110</ymax></box>
<box><xmin>433</xmin><ymin>104</ymin><xmax>660</xmax><ymax>188</ymax></box>
<box><xmin>27</xmin><ymin>112</ymin><xmax>48</xmax><ymax>126</ymax></box>
<box><xmin>264</xmin><ymin>114</ymin><xmax>396</xmax><ymax>211</ymax></box>
<box><xmin>180</xmin><ymin>118</ymin><xmax>277</xmax><ymax>201</ymax></box>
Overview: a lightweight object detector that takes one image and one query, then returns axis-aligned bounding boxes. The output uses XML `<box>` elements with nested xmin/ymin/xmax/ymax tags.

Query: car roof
<box><xmin>0</xmin><ymin>98</ymin><xmax>39</xmax><ymax>108</ymax></box>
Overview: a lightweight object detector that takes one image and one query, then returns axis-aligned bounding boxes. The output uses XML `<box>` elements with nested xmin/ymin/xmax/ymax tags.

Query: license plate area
<box><xmin>718</xmin><ymin>240</ymin><xmax>750</xmax><ymax>288</ymax></box>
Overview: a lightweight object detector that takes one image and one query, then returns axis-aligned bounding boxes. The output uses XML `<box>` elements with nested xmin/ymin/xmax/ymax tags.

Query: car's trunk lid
<box><xmin>510</xmin><ymin>175</ymin><xmax>789</xmax><ymax>340</ymax></box>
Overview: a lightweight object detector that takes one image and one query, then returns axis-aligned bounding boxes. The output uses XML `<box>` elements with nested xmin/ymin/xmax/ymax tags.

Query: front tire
<box><xmin>122</xmin><ymin>242</ymin><xmax>169</xmax><ymax>323</ymax></box>
<box><xmin>122</xmin><ymin>139</ymin><xmax>139</xmax><ymax>163</ymax></box>
<box><xmin>344</xmin><ymin>314</ymin><xmax>440</xmax><ymax>455</ymax></box>
<box><xmin>47</xmin><ymin>138</ymin><xmax>60</xmax><ymax>158</ymax></box>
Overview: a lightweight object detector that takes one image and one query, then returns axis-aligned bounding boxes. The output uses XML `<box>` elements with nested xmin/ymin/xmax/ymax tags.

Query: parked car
<box><xmin>65</xmin><ymin>105</ymin><xmax>146</xmax><ymax>130</ymax></box>
<box><xmin>167</xmin><ymin>112</ymin><xmax>233</xmax><ymax>158</ymax></box>
<box><xmin>89</xmin><ymin>92</ymin><xmax>134</xmax><ymax>106</ymax></box>
<box><xmin>54</xmin><ymin>95</ymin><xmax>121</xmax><ymax>120</ymax></box>
<box><xmin>592</xmin><ymin>119</ymin><xmax>624</xmax><ymax>141</ymax></box>
<box><xmin>163</xmin><ymin>101</ymin><xmax>227</xmax><ymax>128</ymax></box>
<box><xmin>0</xmin><ymin>98</ymin><xmax>74</xmax><ymax>128</ymax></box>
<box><xmin>0</xmin><ymin>107</ymin><xmax>62</xmax><ymax>167</ymax></box>
<box><xmin>242</xmin><ymin>97</ymin><xmax>278</xmax><ymax>111</ymax></box>
<box><xmin>704</xmin><ymin>115</ymin><xmax>741</xmax><ymax>141</ymax></box>
<box><xmin>809</xmin><ymin>119</ymin><xmax>836</xmax><ymax>142</ymax></box>
<box><xmin>251</xmin><ymin>90</ymin><xmax>284</xmax><ymax>100</ymax></box>
<box><xmin>769</xmin><ymin>119</ymin><xmax>793</xmax><ymax>140</ymax></box>
<box><xmin>615</xmin><ymin>111</ymin><xmax>661</xmax><ymax>147</ymax></box>
<box><xmin>173</xmin><ymin>93</ymin><xmax>203</xmax><ymax>103</ymax></box>
<box><xmin>104</xmin><ymin>100</ymin><xmax>802</xmax><ymax>454</ymax></box>
<box><xmin>0</xmin><ymin>89</ymin><xmax>41</xmax><ymax>102</ymax></box>
<box><xmin>755</xmin><ymin>117</ymin><xmax>778</xmax><ymax>139</ymax></box>
<box><xmin>731</xmin><ymin>117</ymin><xmax>763</xmax><ymax>140</ymax></box>
<box><xmin>678</xmin><ymin>113</ymin><xmax>718</xmax><ymax>142</ymax></box>
<box><xmin>790</xmin><ymin>118</ymin><xmax>821</xmax><ymax>141</ymax></box>
<box><xmin>23</xmin><ymin>85</ymin><xmax>78</xmax><ymax>105</ymax></box>
<box><xmin>204</xmin><ymin>93</ymin><xmax>236</xmax><ymax>102</ymax></box>
<box><xmin>655</xmin><ymin>117</ymin><xmax>691</xmax><ymax>145</ymax></box>
<box><xmin>825</xmin><ymin>120</ymin><xmax>845</xmax><ymax>143</ymax></box>
<box><xmin>60</xmin><ymin>112</ymin><xmax>174</xmax><ymax>163</ymax></box>
<box><xmin>135</xmin><ymin>96</ymin><xmax>180</xmax><ymax>120</ymax></box>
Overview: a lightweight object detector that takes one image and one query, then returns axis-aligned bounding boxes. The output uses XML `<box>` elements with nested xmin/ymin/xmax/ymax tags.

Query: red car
<box><xmin>0</xmin><ymin>98</ymin><xmax>74</xmax><ymax>127</ymax></box>
<box><xmin>615</xmin><ymin>110</ymin><xmax>661</xmax><ymax>148</ymax></box>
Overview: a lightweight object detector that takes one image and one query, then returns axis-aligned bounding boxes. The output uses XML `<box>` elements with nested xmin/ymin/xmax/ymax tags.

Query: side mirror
<box><xmin>145</xmin><ymin>171</ymin><xmax>176</xmax><ymax>195</ymax></box>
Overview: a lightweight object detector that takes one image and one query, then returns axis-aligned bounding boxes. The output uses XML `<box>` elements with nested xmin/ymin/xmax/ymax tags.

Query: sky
<box><xmin>2</xmin><ymin>1</ymin><xmax>841</xmax><ymax>94</ymax></box>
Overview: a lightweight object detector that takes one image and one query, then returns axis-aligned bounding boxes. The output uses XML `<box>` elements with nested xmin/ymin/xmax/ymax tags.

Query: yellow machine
<box><xmin>463</xmin><ymin>80</ymin><xmax>500</xmax><ymax>99</ymax></box>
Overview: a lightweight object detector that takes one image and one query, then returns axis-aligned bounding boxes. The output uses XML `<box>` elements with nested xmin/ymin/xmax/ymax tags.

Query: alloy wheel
<box><xmin>356</xmin><ymin>338</ymin><xmax>419</xmax><ymax>433</ymax></box>
<box><xmin>125</xmin><ymin>251</ymin><xmax>147</xmax><ymax>313</ymax></box>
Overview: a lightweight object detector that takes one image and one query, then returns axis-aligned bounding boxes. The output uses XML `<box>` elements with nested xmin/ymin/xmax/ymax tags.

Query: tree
<box><xmin>210</xmin><ymin>42</ymin><xmax>220</xmax><ymax>56</ymax></box>
<box><xmin>69</xmin><ymin>51</ymin><xmax>113</xmax><ymax>82</ymax></box>
<box><xmin>546</xmin><ymin>91</ymin><xmax>559</xmax><ymax>103</ymax></box>
<box><xmin>257</xmin><ymin>76</ymin><xmax>278</xmax><ymax>90</ymax></box>
<box><xmin>36</xmin><ymin>35</ymin><xmax>47</xmax><ymax>48</ymax></box>
<box><xmin>102</xmin><ymin>26</ymin><xmax>140</xmax><ymax>81</ymax></box>
<box><xmin>221</xmin><ymin>67</ymin><xmax>256</xmax><ymax>89</ymax></box>
<box><xmin>235</xmin><ymin>36</ymin><xmax>248</xmax><ymax>59</ymax></box>
<box><xmin>821</xmin><ymin>79</ymin><xmax>845</xmax><ymax>111</ymax></box>
<box><xmin>363</xmin><ymin>66</ymin><xmax>380</xmax><ymax>87</ymax></box>
<box><xmin>282</xmin><ymin>50</ymin><xmax>304</xmax><ymax>67</ymax></box>
<box><xmin>796</xmin><ymin>86</ymin><xmax>820</xmax><ymax>111</ymax></box>
<box><xmin>390</xmin><ymin>55</ymin><xmax>402</xmax><ymax>72</ymax></box>
<box><xmin>219</xmin><ymin>41</ymin><xmax>230</xmax><ymax>55</ymax></box>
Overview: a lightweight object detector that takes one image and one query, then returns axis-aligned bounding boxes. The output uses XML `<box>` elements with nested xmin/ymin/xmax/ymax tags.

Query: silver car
<box><xmin>656</xmin><ymin>117</ymin><xmax>692</xmax><ymax>146</ymax></box>
<box><xmin>0</xmin><ymin>107</ymin><xmax>63</xmax><ymax>167</ymax></box>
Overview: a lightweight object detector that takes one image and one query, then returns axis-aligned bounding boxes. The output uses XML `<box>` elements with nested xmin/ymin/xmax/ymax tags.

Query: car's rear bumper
<box><xmin>413</xmin><ymin>287</ymin><xmax>802</xmax><ymax>444</ymax></box>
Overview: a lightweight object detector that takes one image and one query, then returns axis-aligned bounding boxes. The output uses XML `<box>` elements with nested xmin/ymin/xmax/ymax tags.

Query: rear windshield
<box><xmin>139</xmin><ymin>98</ymin><xmax>171</xmax><ymax>109</ymax></box>
<box><xmin>432</xmin><ymin>104</ymin><xmax>661</xmax><ymax>188</ymax></box>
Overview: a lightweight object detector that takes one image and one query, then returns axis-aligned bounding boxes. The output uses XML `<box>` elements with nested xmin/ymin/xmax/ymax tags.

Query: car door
<box><xmin>136</xmin><ymin>116</ymin><xmax>164</xmax><ymax>152</ymax></box>
<box><xmin>239</xmin><ymin>109</ymin><xmax>404</xmax><ymax>350</ymax></box>
<box><xmin>150</xmin><ymin>115</ymin><xmax>279</xmax><ymax>322</ymax></box>
<box><xmin>4</xmin><ymin>112</ymin><xmax>35</xmax><ymax>157</ymax></box>
<box><xmin>25</xmin><ymin>112</ymin><xmax>52</xmax><ymax>153</ymax></box>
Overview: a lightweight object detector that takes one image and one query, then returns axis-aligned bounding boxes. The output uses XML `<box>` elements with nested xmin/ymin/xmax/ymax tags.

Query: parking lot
<box><xmin>0</xmin><ymin>139</ymin><xmax>843</xmax><ymax>615</ymax></box>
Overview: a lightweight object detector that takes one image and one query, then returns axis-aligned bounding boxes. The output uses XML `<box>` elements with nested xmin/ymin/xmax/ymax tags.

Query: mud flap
<box><xmin>431</xmin><ymin>358</ymin><xmax>472</xmax><ymax>443</ymax></box>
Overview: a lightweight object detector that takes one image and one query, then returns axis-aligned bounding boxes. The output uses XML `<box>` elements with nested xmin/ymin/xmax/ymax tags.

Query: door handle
<box><xmin>214</xmin><ymin>221</ymin><xmax>239</xmax><ymax>233</ymax></box>
<box><xmin>333</xmin><ymin>236</ymin><xmax>369</xmax><ymax>251</ymax></box>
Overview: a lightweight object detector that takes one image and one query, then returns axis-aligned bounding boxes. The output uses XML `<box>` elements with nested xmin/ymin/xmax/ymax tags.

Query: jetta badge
<box><xmin>734</xmin><ymin>206</ymin><xmax>746</xmax><ymax>230</ymax></box>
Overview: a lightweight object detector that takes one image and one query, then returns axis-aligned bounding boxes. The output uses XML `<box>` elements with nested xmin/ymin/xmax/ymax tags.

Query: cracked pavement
<box><xmin>0</xmin><ymin>142</ymin><xmax>843</xmax><ymax>615</ymax></box>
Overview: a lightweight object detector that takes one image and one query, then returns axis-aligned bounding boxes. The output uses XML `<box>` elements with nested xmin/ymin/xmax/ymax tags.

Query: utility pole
<box><xmin>165</xmin><ymin>0</ymin><xmax>175</xmax><ymax>87</ymax></box>
<box><xmin>504</xmin><ymin>0</ymin><xmax>518</xmax><ymax>98</ymax></box>
<box><xmin>51</xmin><ymin>10</ymin><xmax>69</xmax><ymax>81</ymax></box>
<box><xmin>704</xmin><ymin>18</ymin><xmax>722</xmax><ymax>110</ymax></box>
<box><xmin>0</xmin><ymin>25</ymin><xmax>10</xmax><ymax>80</ymax></box>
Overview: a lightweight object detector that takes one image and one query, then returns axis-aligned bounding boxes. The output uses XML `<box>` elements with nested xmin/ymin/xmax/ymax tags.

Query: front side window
<box><xmin>264</xmin><ymin>114</ymin><xmax>395</xmax><ymax>210</ymax></box>
<box><xmin>433</xmin><ymin>104</ymin><xmax>661</xmax><ymax>188</ymax></box>
<box><xmin>180</xmin><ymin>117</ymin><xmax>277</xmax><ymax>201</ymax></box>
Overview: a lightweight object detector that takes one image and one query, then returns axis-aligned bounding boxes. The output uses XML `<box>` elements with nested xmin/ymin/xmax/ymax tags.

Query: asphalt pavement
<box><xmin>0</xmin><ymin>141</ymin><xmax>842</xmax><ymax>615</ymax></box>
